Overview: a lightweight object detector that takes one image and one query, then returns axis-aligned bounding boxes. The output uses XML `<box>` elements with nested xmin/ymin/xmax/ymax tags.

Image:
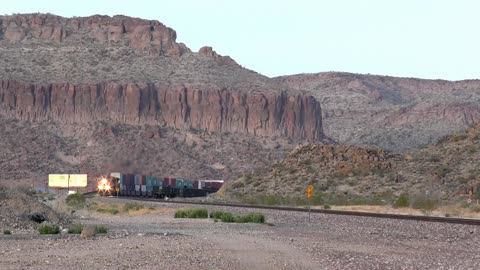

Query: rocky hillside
<box><xmin>0</xmin><ymin>13</ymin><xmax>329</xmax><ymax>185</ymax></box>
<box><xmin>275</xmin><ymin>72</ymin><xmax>480</xmax><ymax>151</ymax></box>
<box><xmin>225</xmin><ymin>124</ymin><xmax>480</xmax><ymax>203</ymax></box>
<box><xmin>0</xmin><ymin>13</ymin><xmax>326</xmax><ymax>142</ymax></box>
<box><xmin>0</xmin><ymin>116</ymin><xmax>294</xmax><ymax>187</ymax></box>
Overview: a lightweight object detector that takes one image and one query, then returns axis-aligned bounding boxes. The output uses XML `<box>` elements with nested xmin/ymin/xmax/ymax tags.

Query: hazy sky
<box><xmin>2</xmin><ymin>0</ymin><xmax>479</xmax><ymax>80</ymax></box>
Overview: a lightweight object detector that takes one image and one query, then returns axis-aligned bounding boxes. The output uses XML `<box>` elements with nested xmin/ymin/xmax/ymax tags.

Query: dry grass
<box><xmin>327</xmin><ymin>204</ymin><xmax>480</xmax><ymax>218</ymax></box>
<box><xmin>88</xmin><ymin>201</ymin><xmax>171</xmax><ymax>216</ymax></box>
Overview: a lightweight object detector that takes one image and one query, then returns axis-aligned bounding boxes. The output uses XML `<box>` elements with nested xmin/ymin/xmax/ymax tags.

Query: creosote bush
<box><xmin>68</xmin><ymin>223</ymin><xmax>84</xmax><ymax>234</ymax></box>
<box><xmin>394</xmin><ymin>193</ymin><xmax>410</xmax><ymax>208</ymax></box>
<box><xmin>95</xmin><ymin>224</ymin><xmax>108</xmax><ymax>234</ymax></box>
<box><xmin>210</xmin><ymin>211</ymin><xmax>265</xmax><ymax>223</ymax></box>
<box><xmin>38</xmin><ymin>223</ymin><xmax>60</xmax><ymax>235</ymax></box>
<box><xmin>210</xmin><ymin>211</ymin><xmax>236</xmax><ymax>222</ymax></box>
<box><xmin>174</xmin><ymin>208</ymin><xmax>209</xmax><ymax>219</ymax></box>
<box><xmin>66</xmin><ymin>193</ymin><xmax>86</xmax><ymax>209</ymax></box>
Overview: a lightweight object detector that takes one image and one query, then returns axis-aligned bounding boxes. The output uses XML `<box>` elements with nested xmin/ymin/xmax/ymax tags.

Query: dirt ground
<box><xmin>1</xmin><ymin>197</ymin><xmax>479</xmax><ymax>270</ymax></box>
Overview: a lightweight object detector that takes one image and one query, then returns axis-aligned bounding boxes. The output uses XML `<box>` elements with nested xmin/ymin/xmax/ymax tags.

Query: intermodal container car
<box><xmin>164</xmin><ymin>178</ymin><xmax>176</xmax><ymax>187</ymax></box>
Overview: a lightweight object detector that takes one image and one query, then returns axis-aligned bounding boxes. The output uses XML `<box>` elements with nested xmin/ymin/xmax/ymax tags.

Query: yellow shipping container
<box><xmin>48</xmin><ymin>174</ymin><xmax>87</xmax><ymax>188</ymax></box>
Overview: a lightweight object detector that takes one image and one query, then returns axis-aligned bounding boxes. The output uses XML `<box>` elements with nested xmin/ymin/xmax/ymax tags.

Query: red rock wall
<box><xmin>0</xmin><ymin>81</ymin><xmax>325</xmax><ymax>141</ymax></box>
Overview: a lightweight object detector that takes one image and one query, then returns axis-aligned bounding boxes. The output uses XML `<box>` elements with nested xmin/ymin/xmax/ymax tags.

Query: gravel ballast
<box><xmin>0</xmin><ymin>197</ymin><xmax>479</xmax><ymax>270</ymax></box>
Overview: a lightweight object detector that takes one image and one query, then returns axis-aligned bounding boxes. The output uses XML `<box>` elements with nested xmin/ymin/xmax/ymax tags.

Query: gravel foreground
<box><xmin>1</xmin><ymin>197</ymin><xmax>479</xmax><ymax>270</ymax></box>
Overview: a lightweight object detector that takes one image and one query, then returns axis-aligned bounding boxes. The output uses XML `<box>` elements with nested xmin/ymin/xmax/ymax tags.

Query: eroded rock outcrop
<box><xmin>198</xmin><ymin>46</ymin><xmax>237</xmax><ymax>65</ymax></box>
<box><xmin>0</xmin><ymin>80</ymin><xmax>325</xmax><ymax>141</ymax></box>
<box><xmin>0</xmin><ymin>13</ymin><xmax>190</xmax><ymax>57</ymax></box>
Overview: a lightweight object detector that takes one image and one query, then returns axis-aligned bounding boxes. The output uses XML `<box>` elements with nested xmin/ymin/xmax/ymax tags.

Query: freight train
<box><xmin>96</xmin><ymin>173</ymin><xmax>224</xmax><ymax>198</ymax></box>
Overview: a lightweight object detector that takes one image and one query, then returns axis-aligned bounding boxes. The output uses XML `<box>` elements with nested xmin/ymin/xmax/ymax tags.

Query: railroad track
<box><xmin>99</xmin><ymin>194</ymin><xmax>480</xmax><ymax>226</ymax></box>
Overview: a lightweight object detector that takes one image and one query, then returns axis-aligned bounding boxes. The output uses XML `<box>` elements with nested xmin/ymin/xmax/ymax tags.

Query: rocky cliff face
<box><xmin>0</xmin><ymin>80</ymin><xmax>324</xmax><ymax>141</ymax></box>
<box><xmin>0</xmin><ymin>13</ymin><xmax>190</xmax><ymax>57</ymax></box>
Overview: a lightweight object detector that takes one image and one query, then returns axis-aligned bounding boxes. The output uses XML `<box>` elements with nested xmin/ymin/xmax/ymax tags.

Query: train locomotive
<box><xmin>96</xmin><ymin>172</ymin><xmax>223</xmax><ymax>198</ymax></box>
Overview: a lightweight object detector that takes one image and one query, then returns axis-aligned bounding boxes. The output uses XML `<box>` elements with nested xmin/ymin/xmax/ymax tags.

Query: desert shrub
<box><xmin>288</xmin><ymin>168</ymin><xmax>298</xmax><ymax>174</ymax></box>
<box><xmin>123</xmin><ymin>202</ymin><xmax>144</xmax><ymax>211</ymax></box>
<box><xmin>347</xmin><ymin>179</ymin><xmax>357</xmax><ymax>186</ymax></box>
<box><xmin>236</xmin><ymin>213</ymin><xmax>265</xmax><ymax>223</ymax></box>
<box><xmin>332</xmin><ymin>171</ymin><xmax>350</xmax><ymax>179</ymax></box>
<box><xmin>174</xmin><ymin>208</ymin><xmax>208</xmax><ymax>219</ymax></box>
<box><xmin>95</xmin><ymin>225</ymin><xmax>108</xmax><ymax>234</ymax></box>
<box><xmin>435</xmin><ymin>166</ymin><xmax>452</xmax><ymax>178</ymax></box>
<box><xmin>3</xmin><ymin>229</ymin><xmax>12</xmax><ymax>235</ymax></box>
<box><xmin>217</xmin><ymin>212</ymin><xmax>236</xmax><ymax>223</ymax></box>
<box><xmin>68</xmin><ymin>223</ymin><xmax>84</xmax><ymax>234</ymax></box>
<box><xmin>231</xmin><ymin>181</ymin><xmax>245</xmax><ymax>189</ymax></box>
<box><xmin>96</xmin><ymin>208</ymin><xmax>120</xmax><ymax>215</ymax></box>
<box><xmin>351</xmin><ymin>167</ymin><xmax>371</xmax><ymax>177</ymax></box>
<box><xmin>38</xmin><ymin>223</ymin><xmax>60</xmax><ymax>235</ymax></box>
<box><xmin>475</xmin><ymin>188</ymin><xmax>480</xmax><ymax>200</ymax></box>
<box><xmin>394</xmin><ymin>193</ymin><xmax>410</xmax><ymax>208</ymax></box>
<box><xmin>466</xmin><ymin>145</ymin><xmax>477</xmax><ymax>154</ymax></box>
<box><xmin>452</xmin><ymin>134</ymin><xmax>468</xmax><ymax>142</ymax></box>
<box><xmin>66</xmin><ymin>193</ymin><xmax>86</xmax><ymax>209</ymax></box>
<box><xmin>211</xmin><ymin>211</ymin><xmax>265</xmax><ymax>223</ymax></box>
<box><xmin>410</xmin><ymin>193</ymin><xmax>438</xmax><ymax>212</ymax></box>
<box><xmin>210</xmin><ymin>211</ymin><xmax>227</xmax><ymax>220</ymax></box>
<box><xmin>300</xmin><ymin>159</ymin><xmax>312</xmax><ymax>166</ymax></box>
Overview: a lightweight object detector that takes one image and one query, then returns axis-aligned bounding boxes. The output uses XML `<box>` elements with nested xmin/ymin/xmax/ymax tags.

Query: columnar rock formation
<box><xmin>0</xmin><ymin>80</ymin><xmax>324</xmax><ymax>141</ymax></box>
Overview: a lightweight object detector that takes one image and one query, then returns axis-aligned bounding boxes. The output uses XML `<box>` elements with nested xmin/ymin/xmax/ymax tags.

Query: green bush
<box><xmin>68</xmin><ymin>223</ymin><xmax>84</xmax><ymax>234</ymax></box>
<box><xmin>323</xmin><ymin>204</ymin><xmax>331</xmax><ymax>210</ymax></box>
<box><xmin>235</xmin><ymin>213</ymin><xmax>265</xmax><ymax>223</ymax></box>
<box><xmin>211</xmin><ymin>211</ymin><xmax>236</xmax><ymax>223</ymax></box>
<box><xmin>174</xmin><ymin>208</ymin><xmax>209</xmax><ymax>219</ymax></box>
<box><xmin>123</xmin><ymin>202</ymin><xmax>144</xmax><ymax>211</ymax></box>
<box><xmin>66</xmin><ymin>193</ymin><xmax>86</xmax><ymax>209</ymax></box>
<box><xmin>95</xmin><ymin>225</ymin><xmax>108</xmax><ymax>234</ymax></box>
<box><xmin>394</xmin><ymin>193</ymin><xmax>410</xmax><ymax>208</ymax></box>
<box><xmin>38</xmin><ymin>223</ymin><xmax>60</xmax><ymax>235</ymax></box>
<box><xmin>210</xmin><ymin>211</ymin><xmax>265</xmax><ymax>223</ymax></box>
<box><xmin>3</xmin><ymin>229</ymin><xmax>12</xmax><ymax>235</ymax></box>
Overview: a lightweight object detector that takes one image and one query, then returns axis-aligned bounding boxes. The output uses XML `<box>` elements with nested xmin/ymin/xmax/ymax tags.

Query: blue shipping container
<box><xmin>134</xmin><ymin>175</ymin><xmax>140</xmax><ymax>185</ymax></box>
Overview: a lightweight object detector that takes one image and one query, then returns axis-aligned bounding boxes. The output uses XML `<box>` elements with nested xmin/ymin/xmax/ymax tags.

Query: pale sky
<box><xmin>2</xmin><ymin>0</ymin><xmax>479</xmax><ymax>80</ymax></box>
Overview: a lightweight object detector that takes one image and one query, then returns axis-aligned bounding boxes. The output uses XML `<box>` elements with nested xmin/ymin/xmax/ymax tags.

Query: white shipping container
<box><xmin>141</xmin><ymin>185</ymin><xmax>147</xmax><ymax>192</ymax></box>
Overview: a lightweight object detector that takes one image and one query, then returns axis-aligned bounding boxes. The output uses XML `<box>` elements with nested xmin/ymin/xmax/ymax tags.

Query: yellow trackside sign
<box><xmin>48</xmin><ymin>174</ymin><xmax>88</xmax><ymax>188</ymax></box>
<box><xmin>306</xmin><ymin>185</ymin><xmax>314</xmax><ymax>199</ymax></box>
